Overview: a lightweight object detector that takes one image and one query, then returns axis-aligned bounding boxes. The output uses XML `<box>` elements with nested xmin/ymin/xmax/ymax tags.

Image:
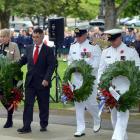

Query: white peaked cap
<box><xmin>104</xmin><ymin>29</ymin><xmax>123</xmax><ymax>35</ymax></box>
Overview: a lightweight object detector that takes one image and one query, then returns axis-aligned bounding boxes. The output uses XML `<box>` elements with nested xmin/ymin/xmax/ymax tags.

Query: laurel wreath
<box><xmin>63</xmin><ymin>60</ymin><xmax>95</xmax><ymax>102</ymax></box>
<box><xmin>98</xmin><ymin>61</ymin><xmax>140</xmax><ymax>112</ymax></box>
<box><xmin>0</xmin><ymin>56</ymin><xmax>23</xmax><ymax>105</ymax></box>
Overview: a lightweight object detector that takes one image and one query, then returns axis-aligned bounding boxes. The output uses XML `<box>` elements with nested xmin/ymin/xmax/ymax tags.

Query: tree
<box><xmin>14</xmin><ymin>0</ymin><xmax>83</xmax><ymax>26</ymax></box>
<box><xmin>0</xmin><ymin>0</ymin><xmax>19</xmax><ymax>28</ymax></box>
<box><xmin>103</xmin><ymin>0</ymin><xmax>129</xmax><ymax>29</ymax></box>
<box><xmin>120</xmin><ymin>0</ymin><xmax>140</xmax><ymax>17</ymax></box>
<box><xmin>14</xmin><ymin>0</ymin><xmax>53</xmax><ymax>25</ymax></box>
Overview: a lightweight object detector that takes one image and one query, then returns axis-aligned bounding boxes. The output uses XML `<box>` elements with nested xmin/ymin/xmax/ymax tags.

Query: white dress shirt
<box><xmin>33</xmin><ymin>43</ymin><xmax>43</xmax><ymax>57</ymax></box>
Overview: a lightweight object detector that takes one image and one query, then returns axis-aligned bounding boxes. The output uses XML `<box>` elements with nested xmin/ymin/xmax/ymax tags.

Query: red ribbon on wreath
<box><xmin>62</xmin><ymin>84</ymin><xmax>74</xmax><ymax>101</ymax></box>
<box><xmin>100</xmin><ymin>89</ymin><xmax>117</xmax><ymax>109</ymax></box>
<box><xmin>8</xmin><ymin>88</ymin><xmax>23</xmax><ymax>111</ymax></box>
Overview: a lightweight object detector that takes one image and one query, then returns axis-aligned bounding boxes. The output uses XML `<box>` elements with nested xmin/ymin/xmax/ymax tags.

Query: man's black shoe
<box><xmin>3</xmin><ymin>121</ymin><xmax>13</xmax><ymax>128</ymax></box>
<box><xmin>17</xmin><ymin>127</ymin><xmax>31</xmax><ymax>134</ymax></box>
<box><xmin>40</xmin><ymin>127</ymin><xmax>47</xmax><ymax>132</ymax></box>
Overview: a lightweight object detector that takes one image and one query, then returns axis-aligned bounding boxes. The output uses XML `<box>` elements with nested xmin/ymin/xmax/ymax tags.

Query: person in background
<box><xmin>134</xmin><ymin>32</ymin><xmax>140</xmax><ymax>57</ymax></box>
<box><xmin>62</xmin><ymin>30</ymin><xmax>74</xmax><ymax>61</ymax></box>
<box><xmin>122</xmin><ymin>27</ymin><xmax>136</xmax><ymax>47</ymax></box>
<box><xmin>22</xmin><ymin>29</ymin><xmax>33</xmax><ymax>55</ymax></box>
<box><xmin>43</xmin><ymin>29</ymin><xmax>54</xmax><ymax>47</ymax></box>
<box><xmin>16</xmin><ymin>29</ymin><xmax>25</xmax><ymax>55</ymax></box>
<box><xmin>0</xmin><ymin>28</ymin><xmax>20</xmax><ymax>128</ymax></box>
<box><xmin>17</xmin><ymin>28</ymin><xmax>56</xmax><ymax>134</ymax></box>
<box><xmin>68</xmin><ymin>27</ymin><xmax>101</xmax><ymax>137</ymax></box>
<box><xmin>10</xmin><ymin>28</ymin><xmax>18</xmax><ymax>43</ymax></box>
<box><xmin>98</xmin><ymin>29</ymin><xmax>140</xmax><ymax>140</ymax></box>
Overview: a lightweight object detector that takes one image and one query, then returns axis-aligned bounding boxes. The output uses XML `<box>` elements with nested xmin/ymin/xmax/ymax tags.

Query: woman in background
<box><xmin>0</xmin><ymin>28</ymin><xmax>20</xmax><ymax>128</ymax></box>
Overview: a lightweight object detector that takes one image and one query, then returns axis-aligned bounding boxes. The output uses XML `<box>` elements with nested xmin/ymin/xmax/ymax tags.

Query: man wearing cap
<box><xmin>68</xmin><ymin>27</ymin><xmax>101</xmax><ymax>137</ymax></box>
<box><xmin>98</xmin><ymin>29</ymin><xmax>140</xmax><ymax>140</ymax></box>
<box><xmin>122</xmin><ymin>27</ymin><xmax>136</xmax><ymax>47</ymax></box>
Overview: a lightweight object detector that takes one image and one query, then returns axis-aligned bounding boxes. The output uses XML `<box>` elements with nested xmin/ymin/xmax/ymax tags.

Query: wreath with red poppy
<box><xmin>0</xmin><ymin>57</ymin><xmax>23</xmax><ymax>110</ymax></box>
<box><xmin>98</xmin><ymin>61</ymin><xmax>140</xmax><ymax>112</ymax></box>
<box><xmin>62</xmin><ymin>60</ymin><xmax>95</xmax><ymax>102</ymax></box>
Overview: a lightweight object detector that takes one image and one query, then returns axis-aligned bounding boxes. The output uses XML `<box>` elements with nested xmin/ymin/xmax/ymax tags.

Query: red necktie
<box><xmin>33</xmin><ymin>45</ymin><xmax>39</xmax><ymax>64</ymax></box>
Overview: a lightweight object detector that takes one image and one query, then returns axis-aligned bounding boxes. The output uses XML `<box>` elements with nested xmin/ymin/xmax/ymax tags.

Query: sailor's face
<box><xmin>110</xmin><ymin>37</ymin><xmax>122</xmax><ymax>48</ymax></box>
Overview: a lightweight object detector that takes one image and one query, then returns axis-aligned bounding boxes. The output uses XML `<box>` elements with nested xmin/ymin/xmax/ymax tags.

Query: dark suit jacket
<box><xmin>19</xmin><ymin>43</ymin><xmax>56</xmax><ymax>88</ymax></box>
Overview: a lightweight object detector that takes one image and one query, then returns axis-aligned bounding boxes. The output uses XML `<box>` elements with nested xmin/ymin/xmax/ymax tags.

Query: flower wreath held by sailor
<box><xmin>98</xmin><ymin>60</ymin><xmax>140</xmax><ymax>112</ymax></box>
<box><xmin>98</xmin><ymin>28</ymin><xmax>140</xmax><ymax>140</ymax></box>
<box><xmin>68</xmin><ymin>27</ymin><xmax>102</xmax><ymax>137</ymax></box>
<box><xmin>62</xmin><ymin>59</ymin><xmax>96</xmax><ymax>102</ymax></box>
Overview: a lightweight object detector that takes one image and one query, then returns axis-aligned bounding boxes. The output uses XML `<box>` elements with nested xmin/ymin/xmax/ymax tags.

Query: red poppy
<box><xmin>120</xmin><ymin>50</ymin><xmax>124</xmax><ymax>54</ymax></box>
<box><xmin>83</xmin><ymin>48</ymin><xmax>87</xmax><ymax>52</ymax></box>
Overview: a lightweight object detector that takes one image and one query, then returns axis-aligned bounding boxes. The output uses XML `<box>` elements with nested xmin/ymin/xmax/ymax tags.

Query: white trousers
<box><xmin>72</xmin><ymin>71</ymin><xmax>100</xmax><ymax>132</ymax></box>
<box><xmin>111</xmin><ymin>108</ymin><xmax>129</xmax><ymax>140</ymax></box>
<box><xmin>74</xmin><ymin>88</ymin><xmax>101</xmax><ymax>132</ymax></box>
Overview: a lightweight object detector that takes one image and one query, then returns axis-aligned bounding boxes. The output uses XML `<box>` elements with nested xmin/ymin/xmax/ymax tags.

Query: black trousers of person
<box><xmin>23</xmin><ymin>85</ymin><xmax>50</xmax><ymax>129</ymax></box>
<box><xmin>1</xmin><ymin>101</ymin><xmax>14</xmax><ymax>122</ymax></box>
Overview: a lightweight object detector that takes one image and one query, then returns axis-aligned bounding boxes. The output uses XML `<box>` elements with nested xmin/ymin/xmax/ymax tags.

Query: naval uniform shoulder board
<box><xmin>89</xmin><ymin>41</ymin><xmax>93</xmax><ymax>45</ymax></box>
<box><xmin>107</xmin><ymin>45</ymin><xmax>111</xmax><ymax>48</ymax></box>
<box><xmin>71</xmin><ymin>40</ymin><xmax>77</xmax><ymax>45</ymax></box>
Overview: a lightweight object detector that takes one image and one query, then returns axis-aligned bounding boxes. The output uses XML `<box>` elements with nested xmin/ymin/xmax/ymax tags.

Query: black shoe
<box><xmin>74</xmin><ymin>131</ymin><xmax>85</xmax><ymax>137</ymax></box>
<box><xmin>3</xmin><ymin>121</ymin><xmax>13</xmax><ymax>128</ymax></box>
<box><xmin>40</xmin><ymin>127</ymin><xmax>47</xmax><ymax>132</ymax></box>
<box><xmin>17</xmin><ymin>127</ymin><xmax>31</xmax><ymax>134</ymax></box>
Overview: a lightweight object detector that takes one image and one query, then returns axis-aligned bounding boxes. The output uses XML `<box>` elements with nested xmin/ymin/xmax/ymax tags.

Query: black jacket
<box><xmin>134</xmin><ymin>40</ymin><xmax>140</xmax><ymax>57</ymax></box>
<box><xmin>19</xmin><ymin>43</ymin><xmax>56</xmax><ymax>88</ymax></box>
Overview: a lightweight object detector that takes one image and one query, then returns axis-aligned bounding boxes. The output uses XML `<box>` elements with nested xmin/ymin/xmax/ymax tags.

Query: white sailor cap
<box><xmin>74</xmin><ymin>27</ymin><xmax>87</xmax><ymax>37</ymax></box>
<box><xmin>104</xmin><ymin>29</ymin><xmax>122</xmax><ymax>41</ymax></box>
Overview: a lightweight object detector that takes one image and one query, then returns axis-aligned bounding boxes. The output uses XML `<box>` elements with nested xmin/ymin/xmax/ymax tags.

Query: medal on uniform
<box><xmin>81</xmin><ymin>48</ymin><xmax>91</xmax><ymax>58</ymax></box>
<box><xmin>120</xmin><ymin>56</ymin><xmax>126</xmax><ymax>61</ymax></box>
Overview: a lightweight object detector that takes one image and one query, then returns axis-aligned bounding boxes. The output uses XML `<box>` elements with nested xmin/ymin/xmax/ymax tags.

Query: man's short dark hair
<box><xmin>33</xmin><ymin>28</ymin><xmax>43</xmax><ymax>34</ymax></box>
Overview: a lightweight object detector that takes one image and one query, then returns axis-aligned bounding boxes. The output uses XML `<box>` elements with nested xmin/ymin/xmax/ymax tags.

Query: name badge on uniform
<box><xmin>106</xmin><ymin>56</ymin><xmax>111</xmax><ymax>58</ymax></box>
<box><xmin>120</xmin><ymin>56</ymin><xmax>126</xmax><ymax>61</ymax></box>
<box><xmin>72</xmin><ymin>52</ymin><xmax>76</xmax><ymax>54</ymax></box>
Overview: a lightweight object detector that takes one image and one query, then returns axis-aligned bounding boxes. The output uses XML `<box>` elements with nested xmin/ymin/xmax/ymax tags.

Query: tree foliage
<box><xmin>119</xmin><ymin>0</ymin><xmax>140</xmax><ymax>17</ymax></box>
<box><xmin>0</xmin><ymin>0</ymin><xmax>18</xmax><ymax>28</ymax></box>
<box><xmin>15</xmin><ymin>0</ymin><xmax>99</xmax><ymax>20</ymax></box>
<box><xmin>0</xmin><ymin>0</ymin><xmax>140</xmax><ymax>29</ymax></box>
<box><xmin>103</xmin><ymin>0</ymin><xmax>130</xmax><ymax>29</ymax></box>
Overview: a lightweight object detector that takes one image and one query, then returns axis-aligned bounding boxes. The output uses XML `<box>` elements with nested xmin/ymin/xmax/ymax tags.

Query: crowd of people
<box><xmin>0</xmin><ymin>25</ymin><xmax>140</xmax><ymax>140</ymax></box>
<box><xmin>1</xmin><ymin>25</ymin><xmax>140</xmax><ymax>59</ymax></box>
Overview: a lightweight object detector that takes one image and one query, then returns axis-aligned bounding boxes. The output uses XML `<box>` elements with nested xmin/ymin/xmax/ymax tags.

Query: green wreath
<box><xmin>0</xmin><ymin>56</ymin><xmax>23</xmax><ymax>105</ymax></box>
<box><xmin>98</xmin><ymin>61</ymin><xmax>140</xmax><ymax>112</ymax></box>
<box><xmin>63</xmin><ymin>60</ymin><xmax>95</xmax><ymax>102</ymax></box>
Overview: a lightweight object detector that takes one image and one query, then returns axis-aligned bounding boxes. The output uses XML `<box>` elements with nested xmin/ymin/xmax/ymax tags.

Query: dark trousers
<box><xmin>1</xmin><ymin>101</ymin><xmax>14</xmax><ymax>115</ymax></box>
<box><xmin>1</xmin><ymin>101</ymin><xmax>14</xmax><ymax>123</ymax></box>
<box><xmin>23</xmin><ymin>86</ymin><xmax>50</xmax><ymax>128</ymax></box>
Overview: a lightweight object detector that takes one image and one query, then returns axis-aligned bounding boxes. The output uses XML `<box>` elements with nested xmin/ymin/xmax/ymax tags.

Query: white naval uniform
<box><xmin>68</xmin><ymin>39</ymin><xmax>101</xmax><ymax>133</ymax></box>
<box><xmin>98</xmin><ymin>42</ymin><xmax>140</xmax><ymax>140</ymax></box>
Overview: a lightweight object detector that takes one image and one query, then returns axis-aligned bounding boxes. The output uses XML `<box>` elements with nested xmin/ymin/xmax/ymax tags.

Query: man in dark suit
<box><xmin>17</xmin><ymin>28</ymin><xmax>56</xmax><ymax>134</ymax></box>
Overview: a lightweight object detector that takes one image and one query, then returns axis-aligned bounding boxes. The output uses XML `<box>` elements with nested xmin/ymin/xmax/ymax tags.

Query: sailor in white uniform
<box><xmin>68</xmin><ymin>28</ymin><xmax>101</xmax><ymax>137</ymax></box>
<box><xmin>98</xmin><ymin>29</ymin><xmax>140</xmax><ymax>140</ymax></box>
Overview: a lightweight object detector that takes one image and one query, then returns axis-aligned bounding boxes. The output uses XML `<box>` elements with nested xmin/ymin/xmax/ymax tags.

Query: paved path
<box><xmin>0</xmin><ymin>118</ymin><xmax>140</xmax><ymax>140</ymax></box>
<box><xmin>0</xmin><ymin>107</ymin><xmax>140</xmax><ymax>140</ymax></box>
